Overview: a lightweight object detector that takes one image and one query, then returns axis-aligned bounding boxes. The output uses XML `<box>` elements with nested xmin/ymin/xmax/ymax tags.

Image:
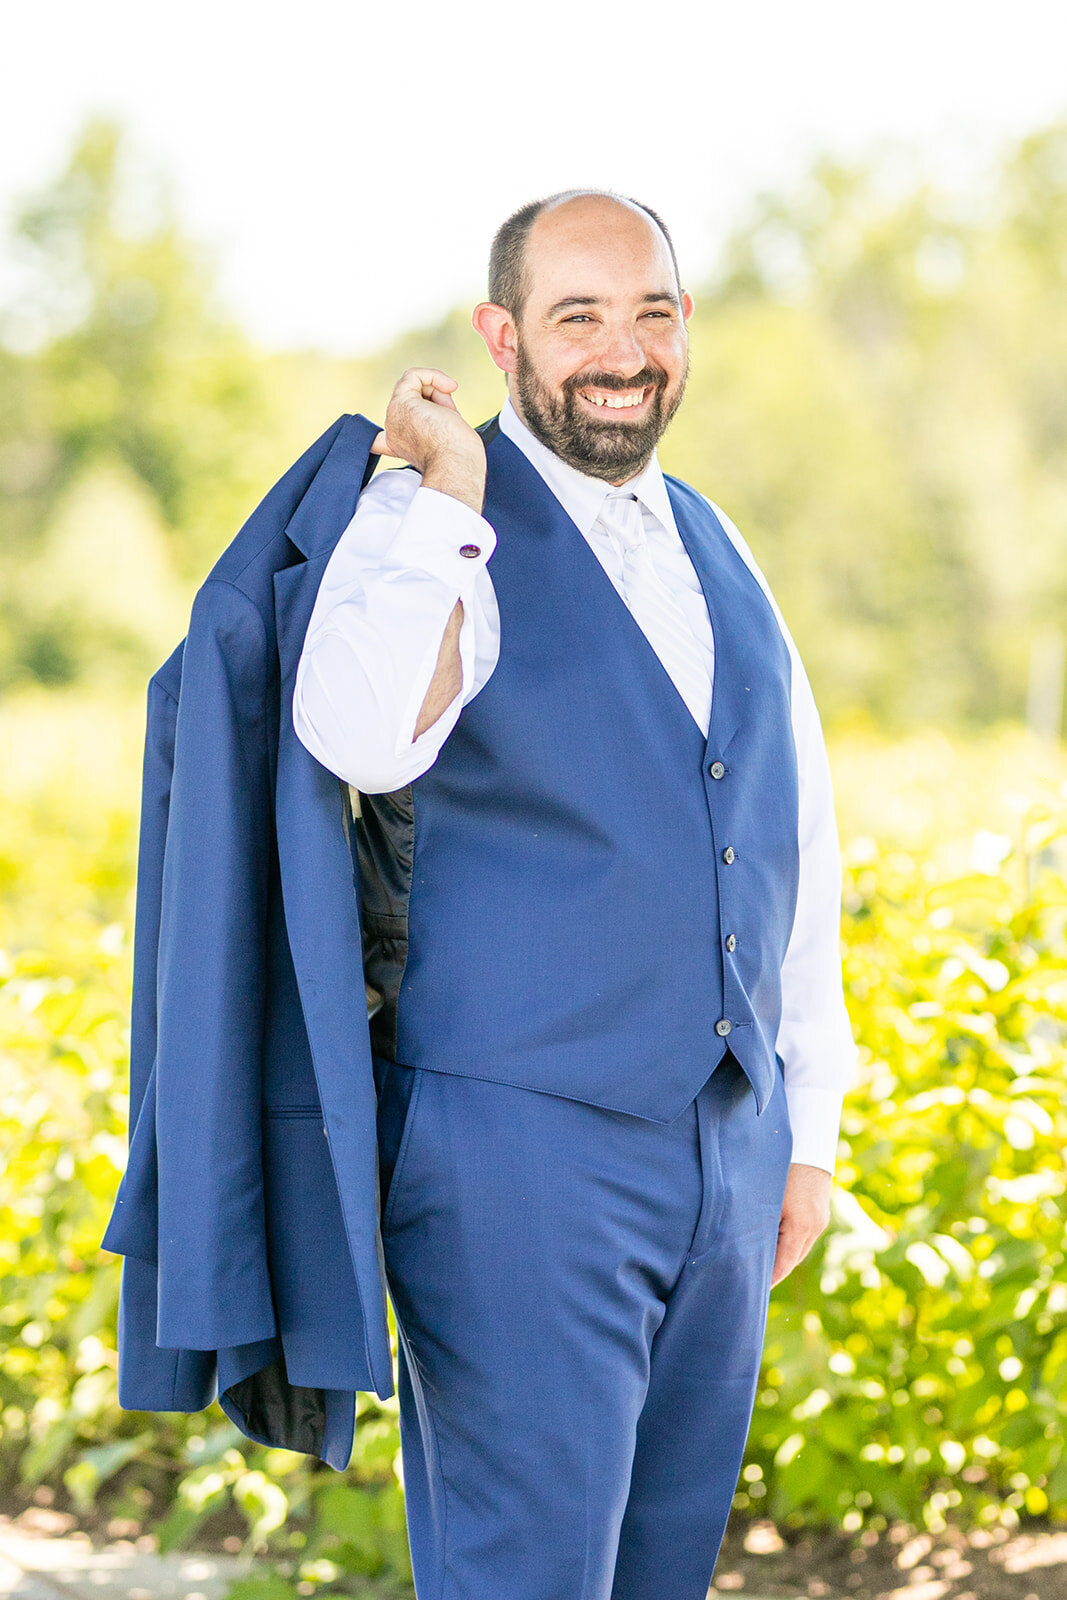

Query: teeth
<box><xmin>585</xmin><ymin>390</ymin><xmax>645</xmax><ymax>409</ymax></box>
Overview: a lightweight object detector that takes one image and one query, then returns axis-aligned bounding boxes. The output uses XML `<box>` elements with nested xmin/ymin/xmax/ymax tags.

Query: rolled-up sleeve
<box><xmin>294</xmin><ymin>467</ymin><xmax>500</xmax><ymax>793</ymax></box>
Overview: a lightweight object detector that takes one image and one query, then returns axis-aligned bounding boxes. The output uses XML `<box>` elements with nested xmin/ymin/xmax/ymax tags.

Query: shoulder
<box><xmin>662</xmin><ymin>473</ymin><xmax>777</xmax><ymax>601</ymax></box>
<box><xmin>700</xmin><ymin>492</ymin><xmax>797</xmax><ymax>644</ymax></box>
<box><xmin>700</xmin><ymin>495</ymin><xmax>770</xmax><ymax>594</ymax></box>
<box><xmin>181</xmin><ymin>579</ymin><xmax>271</xmax><ymax>703</ymax></box>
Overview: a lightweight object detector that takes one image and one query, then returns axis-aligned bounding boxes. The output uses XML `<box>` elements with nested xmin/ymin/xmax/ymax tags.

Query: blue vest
<box><xmin>356</xmin><ymin>421</ymin><xmax>800</xmax><ymax>1122</ymax></box>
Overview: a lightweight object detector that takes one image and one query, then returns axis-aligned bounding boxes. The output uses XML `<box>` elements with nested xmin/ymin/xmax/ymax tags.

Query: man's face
<box><xmin>509</xmin><ymin>198</ymin><xmax>694</xmax><ymax>484</ymax></box>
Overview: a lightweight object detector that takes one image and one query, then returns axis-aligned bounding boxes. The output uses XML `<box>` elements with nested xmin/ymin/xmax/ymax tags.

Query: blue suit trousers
<box><xmin>374</xmin><ymin>1050</ymin><xmax>793</xmax><ymax>1600</ymax></box>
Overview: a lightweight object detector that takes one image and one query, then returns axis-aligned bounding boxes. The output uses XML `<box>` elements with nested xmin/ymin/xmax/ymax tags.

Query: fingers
<box><xmin>770</xmin><ymin>1227</ymin><xmax>802</xmax><ymax>1287</ymax></box>
<box><xmin>770</xmin><ymin>1207</ymin><xmax>828</xmax><ymax>1285</ymax></box>
<box><xmin>370</xmin><ymin>365</ymin><xmax>481</xmax><ymax>475</ymax></box>
<box><xmin>396</xmin><ymin>366</ymin><xmax>459</xmax><ymax>401</ymax></box>
<box><xmin>371</xmin><ymin>368</ymin><xmax>461</xmax><ymax>457</ymax></box>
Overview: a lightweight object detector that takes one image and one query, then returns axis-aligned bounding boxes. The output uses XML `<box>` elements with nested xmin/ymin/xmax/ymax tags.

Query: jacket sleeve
<box><xmin>149</xmin><ymin>577</ymin><xmax>277</xmax><ymax>1349</ymax></box>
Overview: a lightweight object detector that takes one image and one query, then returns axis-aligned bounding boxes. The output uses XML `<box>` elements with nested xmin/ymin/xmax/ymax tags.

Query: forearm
<box><xmin>294</xmin><ymin>478</ymin><xmax>497</xmax><ymax>793</ymax></box>
<box><xmin>414</xmin><ymin>597</ymin><xmax>464</xmax><ymax>738</ymax></box>
<box><xmin>405</xmin><ymin>448</ymin><xmax>486</xmax><ymax>739</ymax></box>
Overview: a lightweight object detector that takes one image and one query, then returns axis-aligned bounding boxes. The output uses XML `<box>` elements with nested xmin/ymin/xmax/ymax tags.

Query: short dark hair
<box><xmin>487</xmin><ymin>189</ymin><xmax>681</xmax><ymax>321</ymax></box>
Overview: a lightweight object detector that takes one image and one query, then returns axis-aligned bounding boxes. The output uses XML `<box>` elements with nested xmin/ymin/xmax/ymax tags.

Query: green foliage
<box><xmin>745</xmin><ymin>778</ymin><xmax>1067</xmax><ymax>1537</ymax></box>
<box><xmin>2</xmin><ymin>693</ymin><xmax>1065</xmax><ymax>1597</ymax></box>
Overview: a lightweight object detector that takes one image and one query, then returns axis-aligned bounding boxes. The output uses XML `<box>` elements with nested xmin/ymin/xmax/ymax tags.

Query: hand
<box><xmin>370</xmin><ymin>367</ymin><xmax>486</xmax><ymax>514</ymax></box>
<box><xmin>371</xmin><ymin>366</ymin><xmax>484</xmax><ymax>469</ymax></box>
<box><xmin>770</xmin><ymin>1162</ymin><xmax>832</xmax><ymax>1287</ymax></box>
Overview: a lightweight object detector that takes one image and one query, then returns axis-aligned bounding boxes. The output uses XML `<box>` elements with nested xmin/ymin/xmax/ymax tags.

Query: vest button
<box><xmin>459</xmin><ymin>543</ymin><xmax>482</xmax><ymax>558</ymax></box>
<box><xmin>715</xmin><ymin>1018</ymin><xmax>733</xmax><ymax>1036</ymax></box>
<box><xmin>722</xmin><ymin>846</ymin><xmax>736</xmax><ymax>864</ymax></box>
<box><xmin>725</xmin><ymin>933</ymin><xmax>737</xmax><ymax>952</ymax></box>
<box><xmin>709</xmin><ymin>761</ymin><xmax>726</xmax><ymax>779</ymax></box>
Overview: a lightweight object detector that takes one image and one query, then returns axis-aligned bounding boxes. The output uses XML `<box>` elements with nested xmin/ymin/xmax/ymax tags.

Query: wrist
<box><xmin>420</xmin><ymin>454</ymin><xmax>486</xmax><ymax>515</ymax></box>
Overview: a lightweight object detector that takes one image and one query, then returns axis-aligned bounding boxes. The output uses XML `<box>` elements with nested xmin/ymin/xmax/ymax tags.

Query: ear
<box><xmin>681</xmin><ymin>289</ymin><xmax>695</xmax><ymax>323</ymax></box>
<box><xmin>472</xmin><ymin>301</ymin><xmax>519</xmax><ymax>374</ymax></box>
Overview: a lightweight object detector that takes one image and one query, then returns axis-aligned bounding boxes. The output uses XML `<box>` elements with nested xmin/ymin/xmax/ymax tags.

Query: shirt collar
<box><xmin>497</xmin><ymin>394</ymin><xmax>678</xmax><ymax>539</ymax></box>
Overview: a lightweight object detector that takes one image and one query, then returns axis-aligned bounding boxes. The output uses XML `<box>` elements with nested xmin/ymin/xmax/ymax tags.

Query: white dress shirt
<box><xmin>294</xmin><ymin>395</ymin><xmax>857</xmax><ymax>1174</ymax></box>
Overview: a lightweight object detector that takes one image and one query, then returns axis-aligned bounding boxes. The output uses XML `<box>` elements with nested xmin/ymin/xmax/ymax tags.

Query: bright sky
<box><xmin>5</xmin><ymin>0</ymin><xmax>1066</xmax><ymax>355</ymax></box>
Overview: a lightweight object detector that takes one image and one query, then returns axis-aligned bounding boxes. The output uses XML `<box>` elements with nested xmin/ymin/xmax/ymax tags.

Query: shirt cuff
<box><xmin>380</xmin><ymin>485</ymin><xmax>497</xmax><ymax>583</ymax></box>
<box><xmin>783</xmin><ymin>1083</ymin><xmax>846</xmax><ymax>1176</ymax></box>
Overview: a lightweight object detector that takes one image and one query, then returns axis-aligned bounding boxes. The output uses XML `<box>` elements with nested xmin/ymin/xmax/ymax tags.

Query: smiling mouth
<box><xmin>578</xmin><ymin>385</ymin><xmax>651</xmax><ymax>412</ymax></box>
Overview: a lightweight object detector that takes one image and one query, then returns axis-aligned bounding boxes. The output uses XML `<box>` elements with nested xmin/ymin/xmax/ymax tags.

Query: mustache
<box><xmin>562</xmin><ymin>368</ymin><xmax>668</xmax><ymax>397</ymax></box>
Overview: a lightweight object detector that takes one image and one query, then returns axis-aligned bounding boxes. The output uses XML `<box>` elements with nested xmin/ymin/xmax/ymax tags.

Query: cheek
<box><xmin>558</xmin><ymin>338</ymin><xmax>600</xmax><ymax>377</ymax></box>
<box><xmin>645</xmin><ymin>329</ymin><xmax>687</xmax><ymax>370</ymax></box>
<box><xmin>547</xmin><ymin>353</ymin><xmax>598</xmax><ymax>392</ymax></box>
<box><xmin>522</xmin><ymin>339</ymin><xmax>580</xmax><ymax>389</ymax></box>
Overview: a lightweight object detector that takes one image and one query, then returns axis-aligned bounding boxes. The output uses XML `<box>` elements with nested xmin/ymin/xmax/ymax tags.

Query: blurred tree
<box><xmin>698</xmin><ymin>136</ymin><xmax>1067</xmax><ymax>730</ymax></box>
<box><xmin>2</xmin><ymin>116</ymin><xmax>1065</xmax><ymax>728</ymax></box>
<box><xmin>0</xmin><ymin>118</ymin><xmax>280</xmax><ymax>687</ymax></box>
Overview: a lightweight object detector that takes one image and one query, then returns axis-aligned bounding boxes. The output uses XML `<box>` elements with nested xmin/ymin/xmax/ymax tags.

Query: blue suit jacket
<box><xmin>100</xmin><ymin>414</ymin><xmax>394</xmax><ymax>1470</ymax></box>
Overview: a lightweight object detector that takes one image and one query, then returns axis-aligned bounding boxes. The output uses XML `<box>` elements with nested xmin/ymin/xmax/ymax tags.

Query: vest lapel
<box><xmin>664</xmin><ymin>480</ymin><xmax>753</xmax><ymax>762</ymax></box>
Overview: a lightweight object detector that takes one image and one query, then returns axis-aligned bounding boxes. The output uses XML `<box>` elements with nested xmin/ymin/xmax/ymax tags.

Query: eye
<box><xmin>562</xmin><ymin>314</ymin><xmax>594</xmax><ymax>323</ymax></box>
<box><xmin>642</xmin><ymin>309</ymin><xmax>673</xmax><ymax>319</ymax></box>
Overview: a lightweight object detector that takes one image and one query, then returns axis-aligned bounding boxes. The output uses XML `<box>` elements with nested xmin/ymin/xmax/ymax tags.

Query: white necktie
<box><xmin>595</xmin><ymin>489</ymin><xmax>712</xmax><ymax>737</ymax></box>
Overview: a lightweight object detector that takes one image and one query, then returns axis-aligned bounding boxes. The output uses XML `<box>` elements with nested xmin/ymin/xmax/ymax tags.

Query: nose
<box><xmin>595</xmin><ymin>319</ymin><xmax>646</xmax><ymax>378</ymax></box>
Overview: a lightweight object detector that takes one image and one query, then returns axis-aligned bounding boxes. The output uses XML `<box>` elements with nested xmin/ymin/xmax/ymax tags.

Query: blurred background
<box><xmin>1</xmin><ymin>4</ymin><xmax>1066</xmax><ymax>1597</ymax></box>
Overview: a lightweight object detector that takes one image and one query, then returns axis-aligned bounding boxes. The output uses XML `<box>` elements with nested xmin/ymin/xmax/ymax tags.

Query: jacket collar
<box><xmin>284</xmin><ymin>413</ymin><xmax>383</xmax><ymax>559</ymax></box>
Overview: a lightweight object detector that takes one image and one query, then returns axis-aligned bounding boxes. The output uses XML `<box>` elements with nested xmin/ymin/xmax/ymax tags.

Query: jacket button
<box><xmin>725</xmin><ymin>933</ymin><xmax>737</xmax><ymax>952</ymax></box>
<box><xmin>722</xmin><ymin>846</ymin><xmax>736</xmax><ymax>864</ymax></box>
<box><xmin>459</xmin><ymin>543</ymin><xmax>482</xmax><ymax>558</ymax></box>
<box><xmin>709</xmin><ymin>761</ymin><xmax>726</xmax><ymax>779</ymax></box>
<box><xmin>715</xmin><ymin>1018</ymin><xmax>733</xmax><ymax>1036</ymax></box>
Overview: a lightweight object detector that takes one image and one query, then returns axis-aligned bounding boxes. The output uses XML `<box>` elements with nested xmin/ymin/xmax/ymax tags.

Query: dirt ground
<box><xmin>711</xmin><ymin>1517</ymin><xmax>1067</xmax><ymax>1600</ymax></box>
<box><xmin>5</xmin><ymin>1496</ymin><xmax>1066</xmax><ymax>1599</ymax></box>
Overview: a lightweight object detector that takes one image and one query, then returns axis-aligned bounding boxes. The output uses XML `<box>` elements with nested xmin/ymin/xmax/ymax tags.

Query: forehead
<box><xmin>523</xmin><ymin>198</ymin><xmax>676</xmax><ymax>308</ymax></box>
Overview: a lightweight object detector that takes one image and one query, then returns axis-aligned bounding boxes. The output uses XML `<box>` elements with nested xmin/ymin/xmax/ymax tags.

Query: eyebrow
<box><xmin>546</xmin><ymin>290</ymin><xmax>681</xmax><ymax>317</ymax></box>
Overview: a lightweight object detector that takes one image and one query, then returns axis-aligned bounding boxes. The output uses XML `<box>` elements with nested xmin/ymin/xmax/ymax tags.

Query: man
<box><xmin>293</xmin><ymin>190</ymin><xmax>855</xmax><ymax>1600</ymax></box>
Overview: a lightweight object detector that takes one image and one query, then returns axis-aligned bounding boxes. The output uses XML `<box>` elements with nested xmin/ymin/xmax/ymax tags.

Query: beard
<box><xmin>514</xmin><ymin>341</ymin><xmax>688</xmax><ymax>483</ymax></box>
